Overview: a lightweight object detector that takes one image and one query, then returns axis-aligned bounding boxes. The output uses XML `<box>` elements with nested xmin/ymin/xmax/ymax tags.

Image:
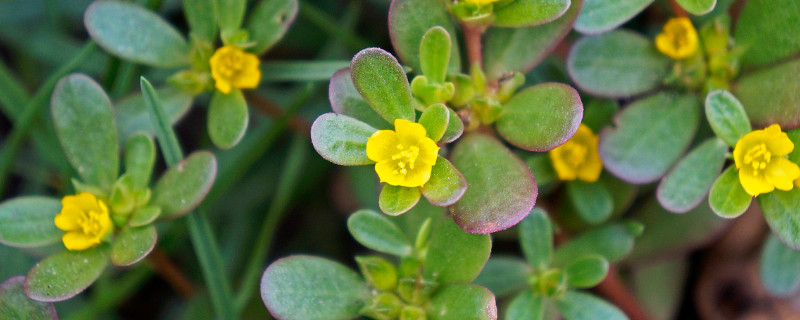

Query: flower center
<box><xmin>78</xmin><ymin>210</ymin><xmax>105</xmax><ymax>236</ymax></box>
<box><xmin>390</xmin><ymin>143</ymin><xmax>420</xmax><ymax>175</ymax></box>
<box><xmin>744</xmin><ymin>143</ymin><xmax>772</xmax><ymax>176</ymax></box>
<box><xmin>217</xmin><ymin>53</ymin><xmax>244</xmax><ymax>78</ymax></box>
<box><xmin>561</xmin><ymin>142</ymin><xmax>588</xmax><ymax>170</ymax></box>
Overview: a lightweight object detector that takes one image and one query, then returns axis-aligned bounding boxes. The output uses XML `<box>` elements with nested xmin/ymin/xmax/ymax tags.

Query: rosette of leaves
<box><xmin>82</xmin><ymin>0</ymin><xmax>298</xmax><ymax>149</ymax></box>
<box><xmin>568</xmin><ymin>1</ymin><xmax>800</xmax><ymax>192</ymax></box>
<box><xmin>0</xmin><ymin>74</ymin><xmax>217</xmax><ymax>303</ymax></box>
<box><xmin>261</xmin><ymin>209</ymin><xmax>495</xmax><ymax>320</ymax></box>
<box><xmin>474</xmin><ymin>209</ymin><xmax>642</xmax><ymax>320</ymax></box>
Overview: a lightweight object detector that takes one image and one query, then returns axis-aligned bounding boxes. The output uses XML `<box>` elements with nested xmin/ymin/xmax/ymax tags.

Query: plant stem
<box><xmin>147</xmin><ymin>247</ymin><xmax>197</xmax><ymax>298</ymax></box>
<box><xmin>234</xmin><ymin>134</ymin><xmax>306</xmax><ymax>313</ymax></box>
<box><xmin>594</xmin><ymin>265</ymin><xmax>653</xmax><ymax>320</ymax></box>
<box><xmin>668</xmin><ymin>0</ymin><xmax>689</xmax><ymax>17</ymax></box>
<box><xmin>0</xmin><ymin>42</ymin><xmax>96</xmax><ymax>197</ymax></box>
<box><xmin>462</xmin><ymin>24</ymin><xmax>485</xmax><ymax>67</ymax></box>
<box><xmin>244</xmin><ymin>91</ymin><xmax>311</xmax><ymax>135</ymax></box>
<box><xmin>142</xmin><ymin>77</ymin><xmax>236</xmax><ymax>320</ymax></box>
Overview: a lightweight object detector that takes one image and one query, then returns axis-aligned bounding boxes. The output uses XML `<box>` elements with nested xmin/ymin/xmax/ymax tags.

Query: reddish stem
<box><xmin>147</xmin><ymin>248</ymin><xmax>196</xmax><ymax>299</ymax></box>
<box><xmin>462</xmin><ymin>24</ymin><xmax>484</xmax><ymax>67</ymax></box>
<box><xmin>669</xmin><ymin>0</ymin><xmax>689</xmax><ymax>17</ymax></box>
<box><xmin>594</xmin><ymin>266</ymin><xmax>653</xmax><ymax>320</ymax></box>
<box><xmin>245</xmin><ymin>91</ymin><xmax>311</xmax><ymax>136</ymax></box>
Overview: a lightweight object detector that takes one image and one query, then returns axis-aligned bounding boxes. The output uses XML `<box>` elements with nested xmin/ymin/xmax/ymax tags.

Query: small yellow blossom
<box><xmin>366</xmin><ymin>119</ymin><xmax>439</xmax><ymax>187</ymax></box>
<box><xmin>733</xmin><ymin>124</ymin><xmax>800</xmax><ymax>196</ymax></box>
<box><xmin>655</xmin><ymin>17</ymin><xmax>699</xmax><ymax>59</ymax></box>
<box><xmin>549</xmin><ymin>124</ymin><xmax>603</xmax><ymax>182</ymax></box>
<box><xmin>209</xmin><ymin>45</ymin><xmax>261</xmax><ymax>94</ymax></box>
<box><xmin>54</xmin><ymin>192</ymin><xmax>113</xmax><ymax>251</ymax></box>
<box><xmin>464</xmin><ymin>0</ymin><xmax>500</xmax><ymax>5</ymax></box>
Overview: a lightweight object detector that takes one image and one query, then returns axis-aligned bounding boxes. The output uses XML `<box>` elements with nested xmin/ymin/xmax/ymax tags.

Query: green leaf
<box><xmin>388</xmin><ymin>0</ymin><xmax>461</xmax><ymax>75</ymax></box>
<box><xmin>520</xmin><ymin>208</ymin><xmax>553</xmax><ymax>270</ymax></box>
<box><xmin>215</xmin><ymin>0</ymin><xmax>246</xmax><ymax>35</ymax></box>
<box><xmin>657</xmin><ymin>138</ymin><xmax>729</xmax><ymax>213</ymax></box>
<box><xmin>425</xmin><ymin>216</ymin><xmax>492</xmax><ymax>284</ymax></box>
<box><xmin>351</xmin><ymin>48</ymin><xmax>415</xmax><ymax>123</ymax></box>
<box><xmin>114</xmin><ymin>87</ymin><xmax>193</xmax><ymax>143</ymax></box>
<box><xmin>347</xmin><ymin>209</ymin><xmax>413</xmax><ymax>256</ymax></box>
<box><xmin>704</xmin><ymin>90</ymin><xmax>752</xmax><ymax>146</ymax></box>
<box><xmin>124</xmin><ymin>132</ymin><xmax>156</xmax><ymax>189</ymax></box>
<box><xmin>0</xmin><ymin>276</ymin><xmax>57</xmax><ymax>320</ymax></box>
<box><xmin>420</xmin><ymin>26</ymin><xmax>451</xmax><ymax>83</ymax></box>
<box><xmin>110</xmin><ymin>225</ymin><xmax>157</xmax><ymax>267</ymax></box>
<box><xmin>426</xmin><ymin>284</ymin><xmax>497</xmax><ymax>320</ymax></box>
<box><xmin>310</xmin><ymin>113</ymin><xmax>377</xmax><ymax>166</ymax></box>
<box><xmin>759</xmin><ymin>188</ymin><xmax>800</xmax><ymax>249</ymax></box>
<box><xmin>493</xmin><ymin>0</ymin><xmax>570</xmax><ymax>27</ymax></box>
<box><xmin>734</xmin><ymin>0</ymin><xmax>800</xmax><ymax>67</ymax></box>
<box><xmin>420</xmin><ymin>156</ymin><xmax>467</xmax><ymax>207</ymax></box>
<box><xmin>554</xmin><ymin>223</ymin><xmax>640</xmax><ymax>266</ymax></box>
<box><xmin>760</xmin><ymin>234</ymin><xmax>800</xmax><ymax>296</ymax></box>
<box><xmin>555</xmin><ymin>291</ymin><xmax>627</xmax><ymax>320</ymax></box>
<box><xmin>51</xmin><ymin>74</ymin><xmax>119</xmax><ymax>191</ymax></box>
<box><xmin>441</xmin><ymin>107</ymin><xmax>464</xmax><ymax>143</ymax></box>
<box><xmin>474</xmin><ymin>256</ymin><xmax>531</xmax><ymax>297</ymax></box>
<box><xmin>708</xmin><ymin>166</ymin><xmax>752</xmax><ymax>218</ymax></box>
<box><xmin>526</xmin><ymin>154</ymin><xmax>558</xmax><ymax>194</ymax></box>
<box><xmin>496</xmin><ymin>83</ymin><xmax>583</xmax><ymax>151</ymax></box>
<box><xmin>734</xmin><ymin>58</ymin><xmax>800</xmax><ymax>129</ymax></box>
<box><xmin>484</xmin><ymin>0</ymin><xmax>583</xmax><ymax>79</ymax></box>
<box><xmin>506</xmin><ymin>290</ymin><xmax>544</xmax><ymax>320</ymax></box>
<box><xmin>631</xmin><ymin>259</ymin><xmax>687</xmax><ymax>320</ymax></box>
<box><xmin>567</xmin><ymin>30</ymin><xmax>670</xmax><ymax>97</ymax></box>
<box><xmin>129</xmin><ymin>206</ymin><xmax>161</xmax><ymax>227</ymax></box>
<box><xmin>599</xmin><ymin>92</ymin><xmax>701</xmax><ymax>184</ymax></box>
<box><xmin>378</xmin><ymin>185</ymin><xmax>421</xmax><ymax>216</ymax></box>
<box><xmin>597</xmin><ymin>172</ymin><xmax>638</xmax><ymax>216</ymax></box>
<box><xmin>0</xmin><ymin>197</ymin><xmax>61</xmax><ymax>248</ymax></box>
<box><xmin>85</xmin><ymin>1</ymin><xmax>189</xmax><ymax>67</ymax></box>
<box><xmin>565</xmin><ymin>255</ymin><xmax>609</xmax><ymax>288</ymax></box>
<box><xmin>261</xmin><ymin>255</ymin><xmax>370</xmax><ymax>320</ymax></box>
<box><xmin>208</xmin><ymin>90</ymin><xmax>249</xmax><ymax>149</ymax></box>
<box><xmin>582</xmin><ymin>99</ymin><xmax>618</xmax><ymax>133</ymax></box>
<box><xmin>329</xmin><ymin>68</ymin><xmax>392</xmax><ymax>130</ymax></box>
<box><xmin>450</xmin><ymin>134</ymin><xmax>537</xmax><ymax>234</ymax></box>
<box><xmin>25</xmin><ymin>245</ymin><xmax>110</xmax><ymax>302</ymax></box>
<box><xmin>566</xmin><ymin>181</ymin><xmax>613</xmax><ymax>224</ymax></box>
<box><xmin>574</xmin><ymin>0</ymin><xmax>655</xmax><ymax>34</ymax></box>
<box><xmin>629</xmin><ymin>198</ymin><xmax>727</xmax><ymax>261</ymax></box>
<box><xmin>677</xmin><ymin>0</ymin><xmax>716</xmax><ymax>15</ymax></box>
<box><xmin>246</xmin><ymin>0</ymin><xmax>299</xmax><ymax>54</ymax></box>
<box><xmin>182</xmin><ymin>0</ymin><xmax>216</xmax><ymax>42</ymax></box>
<box><xmin>418</xmin><ymin>103</ymin><xmax>449</xmax><ymax>142</ymax></box>
<box><xmin>152</xmin><ymin>151</ymin><xmax>217</xmax><ymax>219</ymax></box>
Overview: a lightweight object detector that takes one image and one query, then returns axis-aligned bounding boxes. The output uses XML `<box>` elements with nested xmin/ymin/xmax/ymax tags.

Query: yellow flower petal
<box><xmin>395</xmin><ymin>119</ymin><xmax>427</xmax><ymax>143</ymax></box>
<box><xmin>366</xmin><ymin>130</ymin><xmax>400</xmax><ymax>163</ymax></box>
<box><xmin>210</xmin><ymin>45</ymin><xmax>261</xmax><ymax>94</ymax></box>
<box><xmin>549</xmin><ymin>124</ymin><xmax>602</xmax><ymax>182</ymax></box>
<box><xmin>62</xmin><ymin>231</ymin><xmax>101</xmax><ymax>251</ymax></box>
<box><xmin>55</xmin><ymin>193</ymin><xmax>113</xmax><ymax>250</ymax></box>
<box><xmin>54</xmin><ymin>204</ymin><xmax>83</xmax><ymax>231</ymax></box>
<box><xmin>367</xmin><ymin>119</ymin><xmax>439</xmax><ymax>187</ymax></box>
<box><xmin>739</xmin><ymin>167</ymin><xmax>774</xmax><ymax>196</ymax></box>
<box><xmin>766</xmin><ymin>157</ymin><xmax>800</xmax><ymax>191</ymax></box>
<box><xmin>763</xmin><ymin>124</ymin><xmax>794</xmax><ymax>156</ymax></box>
<box><xmin>655</xmin><ymin>17</ymin><xmax>698</xmax><ymax>59</ymax></box>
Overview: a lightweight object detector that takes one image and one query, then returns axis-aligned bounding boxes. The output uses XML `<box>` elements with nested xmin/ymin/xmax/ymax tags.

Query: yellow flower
<box><xmin>366</xmin><ymin>119</ymin><xmax>439</xmax><ymax>187</ymax></box>
<box><xmin>733</xmin><ymin>124</ymin><xmax>800</xmax><ymax>196</ymax></box>
<box><xmin>655</xmin><ymin>17</ymin><xmax>699</xmax><ymax>59</ymax></box>
<box><xmin>549</xmin><ymin>124</ymin><xmax>603</xmax><ymax>182</ymax></box>
<box><xmin>209</xmin><ymin>45</ymin><xmax>261</xmax><ymax>94</ymax></box>
<box><xmin>464</xmin><ymin>0</ymin><xmax>500</xmax><ymax>5</ymax></box>
<box><xmin>54</xmin><ymin>192</ymin><xmax>113</xmax><ymax>251</ymax></box>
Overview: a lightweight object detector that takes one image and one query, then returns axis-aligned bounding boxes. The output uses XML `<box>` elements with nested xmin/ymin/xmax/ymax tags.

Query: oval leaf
<box><xmin>152</xmin><ymin>151</ymin><xmax>217</xmax><ymax>219</ymax></box>
<box><xmin>496</xmin><ymin>83</ymin><xmax>583</xmax><ymax>151</ymax></box>
<box><xmin>427</xmin><ymin>284</ymin><xmax>497</xmax><ymax>320</ymax></box>
<box><xmin>329</xmin><ymin>68</ymin><xmax>391</xmax><ymax>130</ymax></box>
<box><xmin>677</xmin><ymin>0</ymin><xmax>717</xmax><ymax>15</ymax></box>
<box><xmin>182</xmin><ymin>0</ymin><xmax>216</xmax><ymax>42</ymax></box>
<box><xmin>246</xmin><ymin>0</ymin><xmax>299</xmax><ymax>55</ymax></box>
<box><xmin>506</xmin><ymin>290</ymin><xmax>544</xmax><ymax>320</ymax></box>
<box><xmin>110</xmin><ymin>225</ymin><xmax>157</xmax><ymax>267</ymax></box>
<box><xmin>310</xmin><ymin>113</ymin><xmax>377</xmax><ymax>166</ymax></box>
<box><xmin>657</xmin><ymin>138</ymin><xmax>729</xmax><ymax>213</ymax></box>
<box><xmin>568</xmin><ymin>30</ymin><xmax>670</xmax><ymax>98</ymax></box>
<box><xmin>388</xmin><ymin>0</ymin><xmax>461</xmax><ymax>74</ymax></box>
<box><xmin>420</xmin><ymin>156</ymin><xmax>467</xmax><ymax>207</ymax></box>
<box><xmin>734</xmin><ymin>0</ymin><xmax>800</xmax><ymax>67</ymax></box>
<box><xmin>759</xmin><ymin>188</ymin><xmax>800</xmax><ymax>249</ymax></box>
<box><xmin>734</xmin><ymin>58</ymin><xmax>800</xmax><ymax>129</ymax></box>
<box><xmin>450</xmin><ymin>134</ymin><xmax>538</xmax><ymax>234</ymax></box>
<box><xmin>553</xmin><ymin>223</ymin><xmax>640</xmax><ymax>266</ymax></box>
<box><xmin>565</xmin><ymin>255</ymin><xmax>609</xmax><ymax>288</ymax></box>
<box><xmin>351</xmin><ymin>48</ymin><xmax>415</xmax><ymax>123</ymax></box>
<box><xmin>261</xmin><ymin>255</ymin><xmax>370</xmax><ymax>320</ymax></box>
<box><xmin>208</xmin><ymin>90</ymin><xmax>249</xmax><ymax>149</ymax></box>
<box><xmin>704</xmin><ymin>90</ymin><xmax>752</xmax><ymax>146</ymax></box>
<box><xmin>493</xmin><ymin>0</ymin><xmax>570</xmax><ymax>27</ymax></box>
<box><xmin>378</xmin><ymin>185</ymin><xmax>421</xmax><ymax>216</ymax></box>
<box><xmin>555</xmin><ymin>291</ymin><xmax>628</xmax><ymax>320</ymax></box>
<box><xmin>114</xmin><ymin>87</ymin><xmax>193</xmax><ymax>143</ymax></box>
<box><xmin>474</xmin><ymin>256</ymin><xmax>531</xmax><ymax>297</ymax></box>
<box><xmin>574</xmin><ymin>0</ymin><xmax>655</xmax><ymax>34</ymax></box>
<box><xmin>420</xmin><ymin>26</ymin><xmax>451</xmax><ymax>83</ymax></box>
<box><xmin>0</xmin><ymin>276</ymin><xmax>57</xmax><ymax>320</ymax></box>
<box><xmin>51</xmin><ymin>74</ymin><xmax>119</xmax><ymax>191</ymax></box>
<box><xmin>708</xmin><ymin>166</ymin><xmax>752</xmax><ymax>218</ymax></box>
<box><xmin>124</xmin><ymin>132</ymin><xmax>156</xmax><ymax>189</ymax></box>
<box><xmin>347</xmin><ymin>209</ymin><xmax>413</xmax><ymax>256</ymax></box>
<box><xmin>418</xmin><ymin>103</ymin><xmax>449</xmax><ymax>142</ymax></box>
<box><xmin>424</xmin><ymin>216</ymin><xmax>492</xmax><ymax>284</ymax></box>
<box><xmin>85</xmin><ymin>1</ymin><xmax>189</xmax><ymax>67</ymax></box>
<box><xmin>0</xmin><ymin>197</ymin><xmax>61</xmax><ymax>248</ymax></box>
<box><xmin>599</xmin><ymin>92</ymin><xmax>700</xmax><ymax>184</ymax></box>
<box><xmin>25</xmin><ymin>246</ymin><xmax>109</xmax><ymax>302</ymax></box>
<box><xmin>520</xmin><ymin>208</ymin><xmax>553</xmax><ymax>270</ymax></box>
<box><xmin>484</xmin><ymin>0</ymin><xmax>583</xmax><ymax>79</ymax></box>
<box><xmin>441</xmin><ymin>107</ymin><xmax>464</xmax><ymax>143</ymax></box>
<box><xmin>759</xmin><ymin>234</ymin><xmax>800</xmax><ymax>296</ymax></box>
<box><xmin>215</xmin><ymin>0</ymin><xmax>246</xmax><ymax>35</ymax></box>
<box><xmin>567</xmin><ymin>181</ymin><xmax>613</xmax><ymax>224</ymax></box>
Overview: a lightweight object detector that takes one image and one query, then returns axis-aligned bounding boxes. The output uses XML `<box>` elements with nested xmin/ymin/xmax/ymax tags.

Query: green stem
<box><xmin>110</xmin><ymin>61</ymin><xmax>139</xmax><ymax>99</ymax></box>
<box><xmin>141</xmin><ymin>77</ymin><xmax>236</xmax><ymax>320</ymax></box>
<box><xmin>0</xmin><ymin>42</ymin><xmax>96</xmax><ymax>197</ymax></box>
<box><xmin>300</xmin><ymin>1</ymin><xmax>370</xmax><ymax>52</ymax></box>
<box><xmin>234</xmin><ymin>134</ymin><xmax>307</xmax><ymax>313</ymax></box>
